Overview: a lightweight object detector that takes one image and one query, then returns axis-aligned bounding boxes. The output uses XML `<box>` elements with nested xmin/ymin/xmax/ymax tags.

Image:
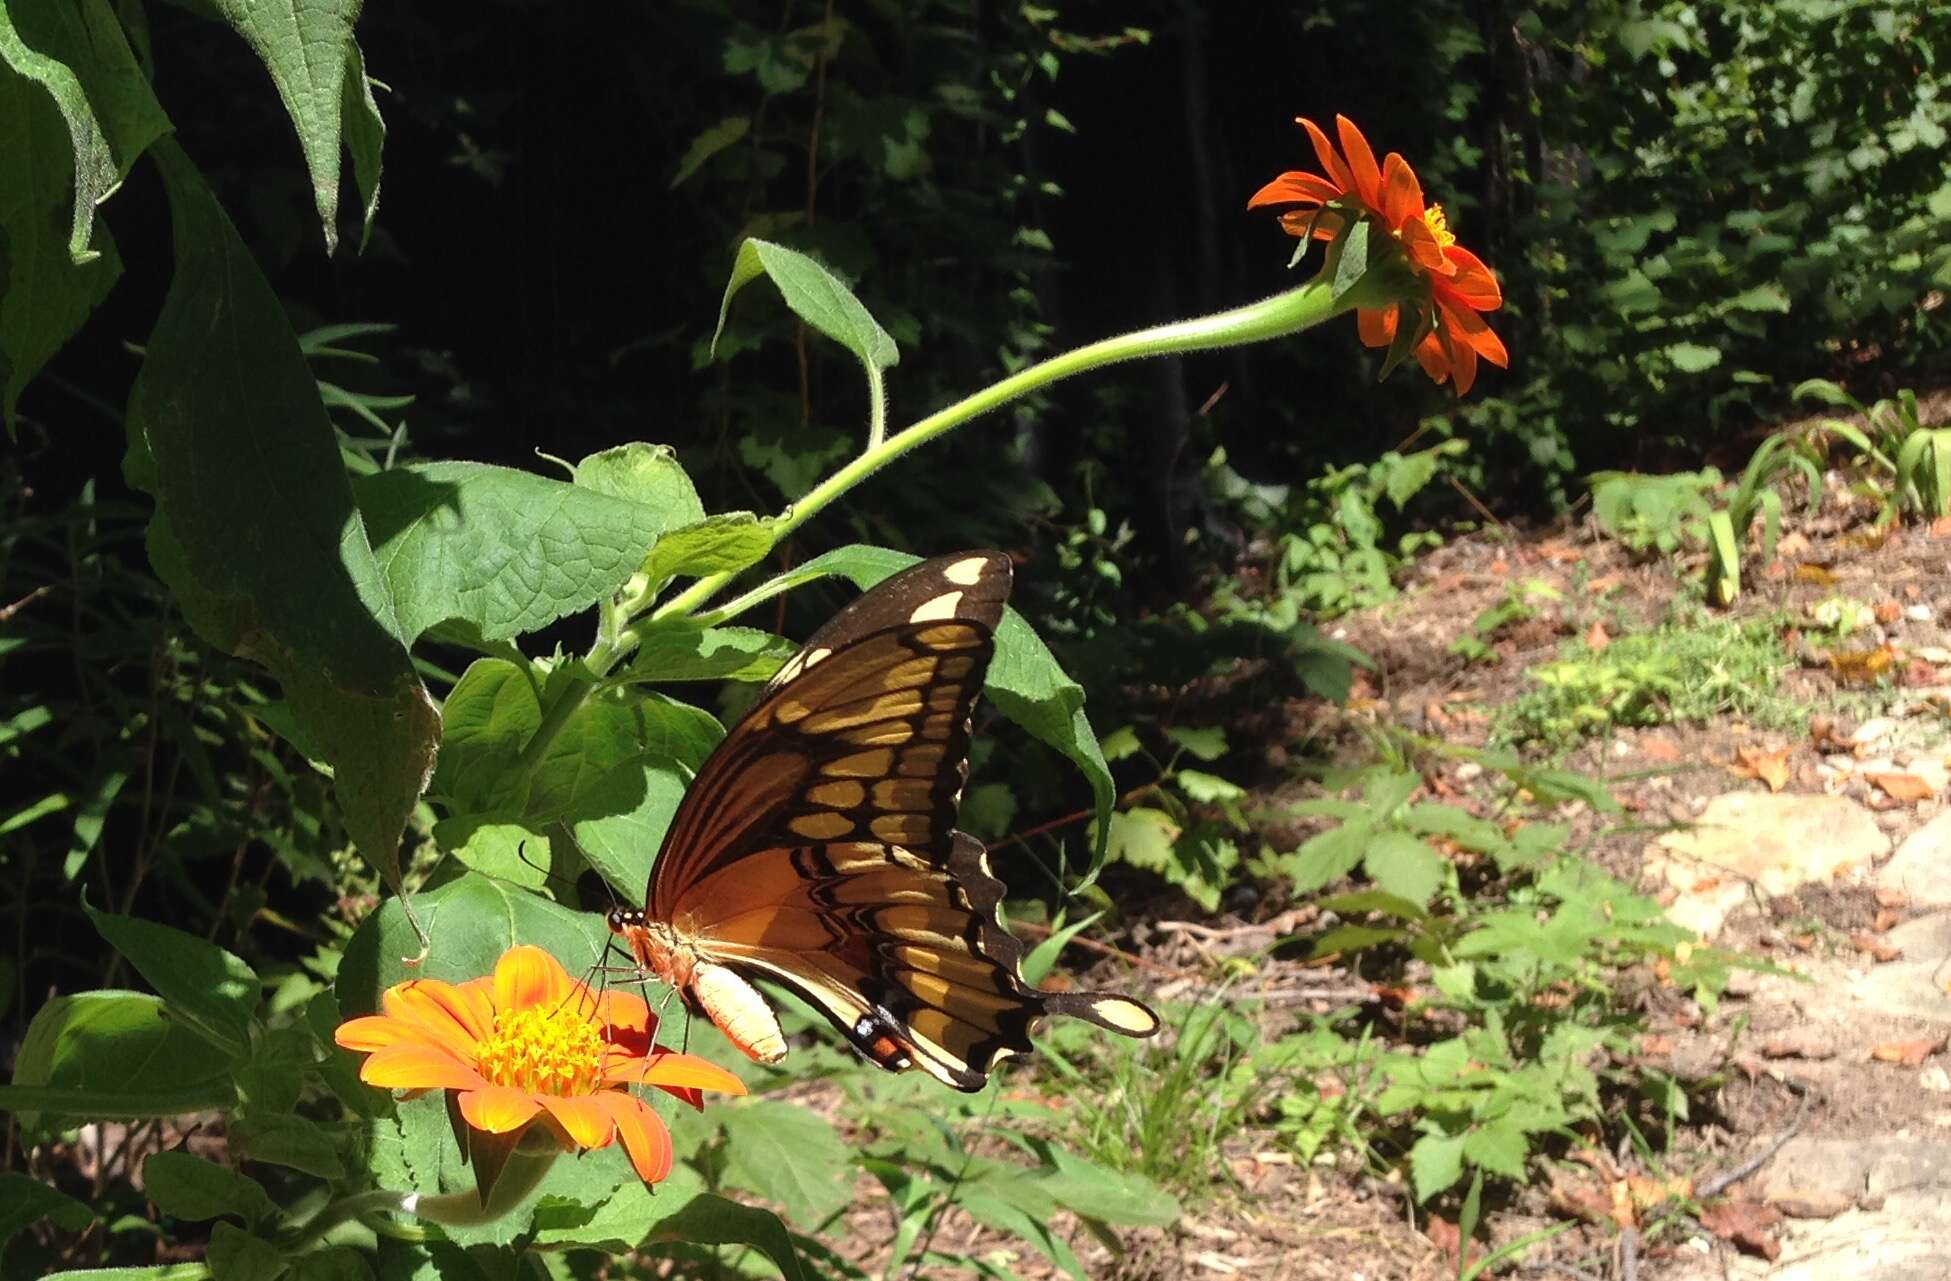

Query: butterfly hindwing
<box><xmin>635</xmin><ymin>550</ymin><xmax>1158</xmax><ymax>1088</ymax></box>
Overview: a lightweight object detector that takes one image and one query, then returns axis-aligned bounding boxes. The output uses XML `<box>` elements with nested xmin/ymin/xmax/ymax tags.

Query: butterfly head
<box><xmin>607</xmin><ymin>907</ymin><xmax>693</xmax><ymax>989</ymax></box>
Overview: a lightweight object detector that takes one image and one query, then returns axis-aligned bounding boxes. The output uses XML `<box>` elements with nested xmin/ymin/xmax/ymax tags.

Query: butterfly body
<box><xmin>611</xmin><ymin>551</ymin><xmax>1159</xmax><ymax>1090</ymax></box>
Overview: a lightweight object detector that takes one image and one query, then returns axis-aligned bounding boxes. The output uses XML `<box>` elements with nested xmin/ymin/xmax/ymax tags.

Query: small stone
<box><xmin>1767</xmin><ymin>1189</ymin><xmax>1855</xmax><ymax>1219</ymax></box>
<box><xmin>1920</xmin><ymin>1065</ymin><xmax>1951</xmax><ymax>1092</ymax></box>
<box><xmin>1877</xmin><ymin>812</ymin><xmax>1951</xmax><ymax>907</ymax></box>
<box><xmin>1907</xmin><ymin>604</ymin><xmax>1935</xmax><ymax>622</ymax></box>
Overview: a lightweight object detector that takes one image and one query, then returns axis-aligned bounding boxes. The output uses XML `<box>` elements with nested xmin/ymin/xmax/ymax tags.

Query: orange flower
<box><xmin>335</xmin><ymin>944</ymin><xmax>744</xmax><ymax>1189</ymax></box>
<box><xmin>1249</xmin><ymin>114</ymin><xmax>1508</xmax><ymax>396</ymax></box>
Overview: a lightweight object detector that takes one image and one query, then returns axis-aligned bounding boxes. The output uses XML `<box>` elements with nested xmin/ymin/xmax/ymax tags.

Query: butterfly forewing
<box><xmin>632</xmin><ymin>551</ymin><xmax>1159</xmax><ymax>1089</ymax></box>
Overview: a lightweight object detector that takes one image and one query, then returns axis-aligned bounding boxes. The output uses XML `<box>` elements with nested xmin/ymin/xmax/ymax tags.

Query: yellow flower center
<box><xmin>475</xmin><ymin>1005</ymin><xmax>605</xmax><ymax>1096</ymax></box>
<box><xmin>1423</xmin><ymin>203</ymin><xmax>1457</xmax><ymax>252</ymax></box>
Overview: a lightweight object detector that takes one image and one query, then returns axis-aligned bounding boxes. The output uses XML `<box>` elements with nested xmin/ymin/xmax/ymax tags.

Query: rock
<box><xmin>1877</xmin><ymin>811</ymin><xmax>1951</xmax><ymax>908</ymax></box>
<box><xmin>1766</xmin><ymin>1188</ymin><xmax>1855</xmax><ymax>1219</ymax></box>
<box><xmin>1647</xmin><ymin>793</ymin><xmax>1888</xmax><ymax>937</ymax></box>
<box><xmin>1852</xmin><ymin>913</ymin><xmax>1951</xmax><ymax>1023</ymax></box>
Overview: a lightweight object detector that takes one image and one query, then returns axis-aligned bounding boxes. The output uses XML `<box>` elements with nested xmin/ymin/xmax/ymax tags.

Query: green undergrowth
<box><xmin>1494</xmin><ymin>608</ymin><xmax>1803</xmax><ymax>748</ymax></box>
<box><xmin>1063</xmin><ymin>742</ymin><xmax>1745</xmax><ymax>1217</ymax></box>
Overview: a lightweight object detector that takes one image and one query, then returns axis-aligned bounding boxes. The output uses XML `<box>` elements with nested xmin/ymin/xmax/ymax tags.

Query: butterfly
<box><xmin>607</xmin><ymin>551</ymin><xmax>1159</xmax><ymax>1090</ymax></box>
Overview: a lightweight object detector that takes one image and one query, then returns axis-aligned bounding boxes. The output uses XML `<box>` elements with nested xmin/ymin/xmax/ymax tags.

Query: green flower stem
<box><xmin>523</xmin><ymin>272</ymin><xmax>1380</xmax><ymax>771</ymax></box>
<box><xmin>656</xmin><ymin>275</ymin><xmax>1369</xmax><ymax>624</ymax></box>
<box><xmin>413</xmin><ymin>1148</ymin><xmax>560</xmax><ymax>1226</ymax></box>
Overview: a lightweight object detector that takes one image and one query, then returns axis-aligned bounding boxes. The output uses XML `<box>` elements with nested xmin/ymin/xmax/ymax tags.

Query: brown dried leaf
<box><xmin>1640</xmin><ymin>734</ymin><xmax>1683</xmax><ymax>763</ymax></box>
<box><xmin>1547</xmin><ymin>1174</ymin><xmax>1612</xmax><ymax>1224</ymax></box>
<box><xmin>1700</xmin><ymin>1200</ymin><xmax>1783</xmax><ymax>1261</ymax></box>
<box><xmin>1867</xmin><ymin>771</ymin><xmax>1936</xmax><ymax>803</ymax></box>
<box><xmin>1761</xmin><ymin>1031</ymin><xmax>1836</xmax><ymax>1060</ymax></box>
<box><xmin>1871</xmin><ymin>1034</ymin><xmax>1948</xmax><ymax>1066</ymax></box>
<box><xmin>1850</xmin><ymin>930</ymin><xmax>1903</xmax><ymax>962</ymax></box>
<box><xmin>1586</xmin><ymin>620</ymin><xmax>1611</xmax><ymax>651</ymax></box>
<box><xmin>1874</xmin><ymin>908</ymin><xmax>1902</xmax><ymax>933</ymax></box>
<box><xmin>1730</xmin><ymin>744</ymin><xmax>1793</xmax><ymax>793</ymax></box>
<box><xmin>1875</xmin><ymin>888</ymin><xmax>1910</xmax><ymax>909</ymax></box>
<box><xmin>1875</xmin><ymin>599</ymin><xmax>1904</xmax><ymax>624</ymax></box>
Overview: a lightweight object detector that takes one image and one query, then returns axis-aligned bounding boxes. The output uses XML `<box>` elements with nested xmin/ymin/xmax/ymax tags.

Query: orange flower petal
<box><xmin>1449</xmin><ymin>334</ymin><xmax>1480</xmax><ymax>396</ymax></box>
<box><xmin>1296</xmin><ymin>117</ymin><xmax>1356</xmax><ymax>199</ymax></box>
<box><xmin>596</xmin><ymin>1092</ymin><xmax>673</xmax><ymax>1186</ymax></box>
<box><xmin>1379</xmin><ymin>153</ymin><xmax>1427</xmax><ymax>230</ymax></box>
<box><xmin>1247</xmin><ymin>171</ymin><xmax>1340</xmax><ymax>210</ymax></box>
<box><xmin>457</xmin><ymin>1085</ymin><xmax>543</xmax><ymax>1135</ymax></box>
<box><xmin>538</xmin><ymin>1093</ymin><xmax>615</xmax><ymax>1150</ymax></box>
<box><xmin>1356</xmin><ymin>306</ymin><xmax>1398</xmax><ymax>349</ymax></box>
<box><xmin>359</xmin><ymin>1044</ymin><xmax>487</xmax><ymax>1092</ymax></box>
<box><xmin>335</xmin><ymin>1013</ymin><xmax>433</xmax><ymax>1053</ymax></box>
<box><xmin>1336</xmin><ymin>115</ymin><xmax>1383</xmax><ymax>212</ymax></box>
<box><xmin>1414</xmin><ymin>331</ymin><xmax>1451</xmax><ymax>385</ymax></box>
<box><xmin>592</xmin><ymin>986</ymin><xmax>654</xmax><ymax>1039</ymax></box>
<box><xmin>493</xmin><ymin>944</ymin><xmax>575</xmax><ymax>1013</ymax></box>
<box><xmin>1400</xmin><ymin>219</ymin><xmax>1452</xmax><ymax>277</ymax></box>
<box><xmin>606</xmin><ymin>1050</ymin><xmax>750</xmax><ymax>1097</ymax></box>
<box><xmin>386</xmin><ymin>983</ymin><xmax>488</xmax><ymax>1058</ymax></box>
<box><xmin>1437</xmin><ymin>247</ymin><xmax>1502</xmax><ymax>310</ymax></box>
<box><xmin>1280</xmin><ymin>209</ymin><xmax>1343</xmax><ymax>241</ymax></box>
<box><xmin>1442</xmin><ymin>301</ymin><xmax>1509</xmax><ymax>368</ymax></box>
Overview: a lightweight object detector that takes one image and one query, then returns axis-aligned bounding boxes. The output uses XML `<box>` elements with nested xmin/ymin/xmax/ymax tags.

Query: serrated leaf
<box><xmin>1176</xmin><ymin>768</ymin><xmax>1245</xmax><ymax>804</ymax></box>
<box><xmin>1283</xmin><ymin>821</ymin><xmax>1370</xmax><ymax>892</ymax></box>
<box><xmin>229</xmin><ymin>1112</ymin><xmax>344</xmax><ymax>1178</ymax></box>
<box><xmin>1410</xmin><ymin>1132</ymin><xmax>1467</xmax><ymax>1202</ymax></box>
<box><xmin>1462</xmin><ymin>1121</ymin><xmax>1530</xmax><ymax>1180</ymax></box>
<box><xmin>142</xmin><ymin>1152</ymin><xmax>277</xmax><ymax>1226</ymax></box>
<box><xmin>0</xmin><ymin>0</ymin><xmax>168</xmax><ymax>262</ymax></box>
<box><xmin>1104</xmin><ymin>807</ymin><xmax>1180</xmax><ymax>873</ymax></box>
<box><xmin>571</xmin><ymin>758</ymin><xmax>690</xmax><ymax>902</ymax></box>
<box><xmin>1362</xmin><ymin>831</ymin><xmax>1446</xmax><ymax>906</ymax></box>
<box><xmin>126</xmin><ymin>144</ymin><xmax>437</xmax><ymax>894</ymax></box>
<box><xmin>574</xmin><ymin>442</ymin><xmax>706</xmax><ymax>526</ymax></box>
<box><xmin>719</xmin><ymin>1101</ymin><xmax>853</xmax><ymax>1226</ymax></box>
<box><xmin>431</xmin><ymin>658</ymin><xmax>540</xmax><ymax>813</ymax></box>
<box><xmin>645</xmin><ymin>1192</ymin><xmax>807</xmax><ymax>1281</ymax></box>
<box><xmin>643</xmin><ymin>512</ymin><xmax>777</xmax><ymax>586</ymax></box>
<box><xmin>1163</xmin><ymin>724</ymin><xmax>1226</xmax><ymax>761</ymax></box>
<box><xmin>84</xmin><ymin>905</ymin><xmax>257</xmax><ymax>1059</ymax></box>
<box><xmin>355</xmin><ymin>462</ymin><xmax>678</xmax><ymax>647</ymax></box>
<box><xmin>622</xmin><ymin>623</ymin><xmax>793</xmax><ymax>684</ymax></box>
<box><xmin>207</xmin><ymin>0</ymin><xmax>364</xmax><ymax>253</ymax></box>
<box><xmin>715</xmin><ymin>237</ymin><xmax>898</xmax><ymax>373</ymax></box>
<box><xmin>1035</xmin><ymin>1147</ymin><xmax>1180</xmax><ymax>1227</ymax></box>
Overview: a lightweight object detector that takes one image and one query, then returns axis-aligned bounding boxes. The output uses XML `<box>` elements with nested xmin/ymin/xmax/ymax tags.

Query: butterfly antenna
<box><xmin>905</xmin><ymin>1083</ymin><xmax>1005</xmax><ymax>1280</ymax></box>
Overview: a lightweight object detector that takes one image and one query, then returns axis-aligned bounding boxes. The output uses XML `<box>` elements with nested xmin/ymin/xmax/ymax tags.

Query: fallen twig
<box><xmin>1697</xmin><ymin>1073</ymin><xmax>1819</xmax><ymax>1199</ymax></box>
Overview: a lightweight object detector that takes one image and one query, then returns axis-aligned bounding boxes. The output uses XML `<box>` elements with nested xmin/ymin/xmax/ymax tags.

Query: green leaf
<box><xmin>1282</xmin><ymin>821</ymin><xmax>1370</xmax><ymax>892</ymax></box>
<box><xmin>785</xmin><ymin>545</ymin><xmax>1115</xmax><ymax>871</ymax></box>
<box><xmin>126</xmin><ymin>144</ymin><xmax>437</xmax><ymax>894</ymax></box>
<box><xmin>719</xmin><ymin>1100</ymin><xmax>854</xmax><ymax>1227</ymax></box>
<box><xmin>208</xmin><ymin>1220</ymin><xmax>286</xmax><ymax>1281</ymax></box>
<box><xmin>355</xmin><ymin>462</ymin><xmax>678</xmax><ymax>647</ymax></box>
<box><xmin>228</xmin><ymin>1111</ymin><xmax>345</xmax><ymax>1178</ymax></box>
<box><xmin>0</xmin><ymin>1171</ymin><xmax>92</xmax><ymax>1249</ymax></box>
<box><xmin>339</xmin><ymin>42</ymin><xmax>384</xmax><ymax>251</ymax></box>
<box><xmin>1410</xmin><ymin>1132</ymin><xmax>1466</xmax><ymax>1202</ymax></box>
<box><xmin>1034</xmin><ymin>1146</ymin><xmax>1180</xmax><ymax>1227</ymax></box>
<box><xmin>0</xmin><ymin>0</ymin><xmax>168</xmax><ymax>261</ymax></box>
<box><xmin>288</xmin><ymin>1248</ymin><xmax>374</xmax><ymax>1281</ymax></box>
<box><xmin>671</xmin><ymin>115</ymin><xmax>750</xmax><ymax>188</ymax></box>
<box><xmin>141</xmin><ymin>1152</ymin><xmax>276</xmax><ymax>1226</ymax></box>
<box><xmin>644</xmin><ymin>1193</ymin><xmax>806</xmax><ymax>1281</ymax></box>
<box><xmin>574</xmin><ymin>442</ymin><xmax>706</xmax><ymax>526</ymax></box>
<box><xmin>621</xmin><ymin>623</ymin><xmax>793</xmax><ymax>684</ymax></box>
<box><xmin>642</xmin><ymin>512</ymin><xmax>777</xmax><ymax>587</ymax></box>
<box><xmin>431</xmin><ymin>658</ymin><xmax>540</xmax><ymax>813</ymax></box>
<box><xmin>1331</xmin><ymin>219</ymin><xmax>1372</xmax><ymax>304</ymax></box>
<box><xmin>1362</xmin><ymin>832</ymin><xmax>1446</xmax><ymax>906</ymax></box>
<box><xmin>0</xmin><ymin>51</ymin><xmax>123</xmax><ymax>428</ymax></box>
<box><xmin>1102</xmin><ymin>808</ymin><xmax>1177</xmax><ymax>875</ymax></box>
<box><xmin>1706</xmin><ymin>508</ymin><xmax>1741</xmax><ymax>606</ymax></box>
<box><xmin>1462</xmin><ymin>1121</ymin><xmax>1530</xmax><ymax>1181</ymax></box>
<box><xmin>1176</xmin><ymin>768</ymin><xmax>1245</xmax><ymax>804</ymax></box>
<box><xmin>84</xmin><ymin>904</ymin><xmax>258</xmax><ymax>1058</ymax></box>
<box><xmin>569</xmin><ymin>757</ymin><xmax>689</xmax><ymax>902</ymax></box>
<box><xmin>206</xmin><ymin>0</ymin><xmax>364</xmax><ymax>253</ymax></box>
<box><xmin>715</xmin><ymin>237</ymin><xmax>898</xmax><ymax>374</ymax></box>
<box><xmin>1</xmin><ymin>992</ymin><xmax>235</xmax><ymax>1129</ymax></box>
<box><xmin>1663</xmin><ymin>341</ymin><xmax>1722</xmax><ymax>373</ymax></box>
<box><xmin>1163</xmin><ymin>724</ymin><xmax>1226</xmax><ymax>761</ymax></box>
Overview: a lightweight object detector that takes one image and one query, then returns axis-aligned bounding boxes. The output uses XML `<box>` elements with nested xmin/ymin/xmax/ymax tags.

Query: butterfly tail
<box><xmin>1039</xmin><ymin>990</ymin><xmax>1161</xmax><ymax>1039</ymax></box>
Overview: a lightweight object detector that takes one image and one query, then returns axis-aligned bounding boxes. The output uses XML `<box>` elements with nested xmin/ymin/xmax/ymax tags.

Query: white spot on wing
<box><xmin>943</xmin><ymin>556</ymin><xmax>989</xmax><ymax>586</ymax></box>
<box><xmin>908</xmin><ymin>591</ymin><xmax>963</xmax><ymax>622</ymax></box>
